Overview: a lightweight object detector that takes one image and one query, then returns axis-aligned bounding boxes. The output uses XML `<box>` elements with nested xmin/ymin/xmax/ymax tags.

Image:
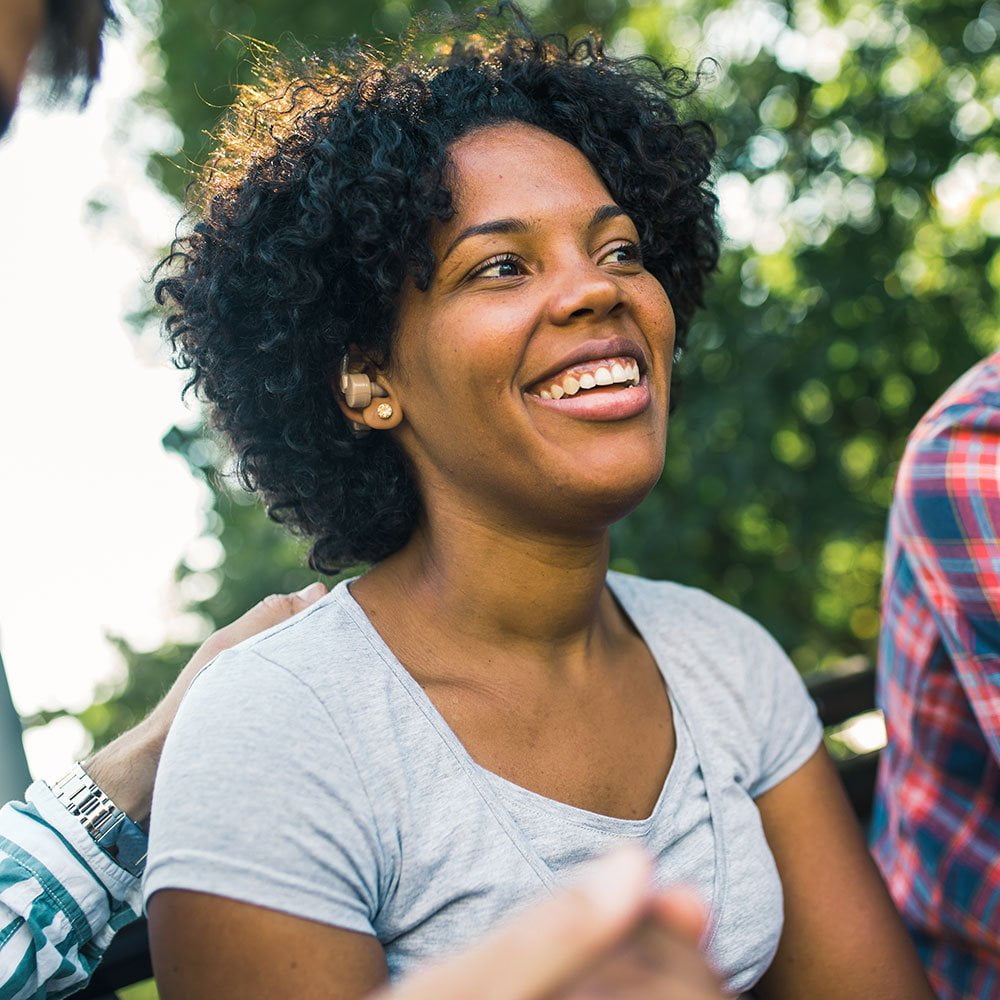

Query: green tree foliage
<box><xmin>66</xmin><ymin>0</ymin><xmax>998</xmax><ymax>746</ymax></box>
<box><xmin>617</xmin><ymin>0</ymin><xmax>999</xmax><ymax>671</ymax></box>
<box><xmin>149</xmin><ymin>0</ymin><xmax>448</xmax><ymax>200</ymax></box>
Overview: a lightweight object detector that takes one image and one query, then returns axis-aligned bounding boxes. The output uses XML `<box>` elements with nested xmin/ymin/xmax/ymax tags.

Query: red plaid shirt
<box><xmin>872</xmin><ymin>350</ymin><xmax>1000</xmax><ymax>1000</ymax></box>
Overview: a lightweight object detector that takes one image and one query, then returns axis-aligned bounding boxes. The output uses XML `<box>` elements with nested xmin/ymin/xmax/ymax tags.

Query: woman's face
<box><xmin>386</xmin><ymin>121</ymin><xmax>676</xmax><ymax>537</ymax></box>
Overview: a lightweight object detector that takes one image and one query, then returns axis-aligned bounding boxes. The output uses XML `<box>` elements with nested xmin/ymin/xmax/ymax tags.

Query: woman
<box><xmin>145</xmin><ymin>10</ymin><xmax>933</xmax><ymax>998</ymax></box>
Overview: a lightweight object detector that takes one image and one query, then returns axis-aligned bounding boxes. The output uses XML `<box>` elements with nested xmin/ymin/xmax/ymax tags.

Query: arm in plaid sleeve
<box><xmin>893</xmin><ymin>368</ymin><xmax>1000</xmax><ymax>763</ymax></box>
<box><xmin>0</xmin><ymin>781</ymin><xmax>142</xmax><ymax>1000</ymax></box>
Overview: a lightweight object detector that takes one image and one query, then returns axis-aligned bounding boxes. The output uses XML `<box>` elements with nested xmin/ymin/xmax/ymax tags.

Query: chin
<box><xmin>545</xmin><ymin>452</ymin><xmax>665</xmax><ymax>532</ymax></box>
<box><xmin>597</xmin><ymin>468</ymin><xmax>663</xmax><ymax>524</ymax></box>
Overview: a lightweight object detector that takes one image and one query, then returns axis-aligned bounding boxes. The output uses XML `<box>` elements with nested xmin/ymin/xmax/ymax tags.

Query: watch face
<box><xmin>97</xmin><ymin>816</ymin><xmax>148</xmax><ymax>876</ymax></box>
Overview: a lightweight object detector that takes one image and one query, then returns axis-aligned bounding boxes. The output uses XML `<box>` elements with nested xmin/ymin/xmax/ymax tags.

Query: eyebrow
<box><xmin>440</xmin><ymin>204</ymin><xmax>630</xmax><ymax>262</ymax></box>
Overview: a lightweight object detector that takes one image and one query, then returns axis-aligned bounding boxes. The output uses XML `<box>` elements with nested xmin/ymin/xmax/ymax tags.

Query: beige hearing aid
<box><xmin>339</xmin><ymin>355</ymin><xmax>393</xmax><ymax>436</ymax></box>
<box><xmin>340</xmin><ymin>355</ymin><xmax>381</xmax><ymax>409</ymax></box>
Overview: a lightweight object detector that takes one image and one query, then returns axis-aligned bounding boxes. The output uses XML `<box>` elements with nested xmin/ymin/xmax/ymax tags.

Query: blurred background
<box><xmin>0</xmin><ymin>0</ymin><xmax>997</xmax><ymax>778</ymax></box>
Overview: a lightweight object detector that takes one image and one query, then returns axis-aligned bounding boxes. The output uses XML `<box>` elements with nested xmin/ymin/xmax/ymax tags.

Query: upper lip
<box><xmin>525</xmin><ymin>337</ymin><xmax>650</xmax><ymax>390</ymax></box>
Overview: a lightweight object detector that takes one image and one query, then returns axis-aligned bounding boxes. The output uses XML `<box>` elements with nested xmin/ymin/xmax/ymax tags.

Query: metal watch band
<box><xmin>51</xmin><ymin>763</ymin><xmax>148</xmax><ymax>877</ymax></box>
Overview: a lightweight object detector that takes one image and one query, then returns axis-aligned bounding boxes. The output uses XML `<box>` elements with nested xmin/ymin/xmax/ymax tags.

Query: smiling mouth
<box><xmin>528</xmin><ymin>356</ymin><xmax>642</xmax><ymax>400</ymax></box>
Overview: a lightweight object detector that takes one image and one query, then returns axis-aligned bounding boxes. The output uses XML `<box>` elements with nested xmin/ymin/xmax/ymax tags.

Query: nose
<box><xmin>545</xmin><ymin>257</ymin><xmax>626</xmax><ymax>326</ymax></box>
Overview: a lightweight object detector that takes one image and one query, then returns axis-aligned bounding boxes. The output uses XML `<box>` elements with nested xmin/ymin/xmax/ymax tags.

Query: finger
<box><xmin>647</xmin><ymin>886</ymin><xmax>709</xmax><ymax>946</ymax></box>
<box><xmin>377</xmin><ymin>845</ymin><xmax>654</xmax><ymax>1000</ymax></box>
<box><xmin>557</xmin><ymin>912</ymin><xmax>723</xmax><ymax>1000</ymax></box>
<box><xmin>628</xmin><ymin>914</ymin><xmax>721</xmax><ymax>988</ymax></box>
<box><xmin>140</xmin><ymin>583</ymin><xmax>332</xmax><ymax>756</ymax></box>
<box><xmin>257</xmin><ymin>581</ymin><xmax>328</xmax><ymax>625</ymax></box>
<box><xmin>183</xmin><ymin>583</ymin><xmax>328</xmax><ymax>676</ymax></box>
<box><xmin>220</xmin><ymin>582</ymin><xmax>327</xmax><ymax>642</ymax></box>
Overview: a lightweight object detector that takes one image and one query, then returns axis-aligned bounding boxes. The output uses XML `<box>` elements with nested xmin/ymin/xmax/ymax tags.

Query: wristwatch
<box><xmin>50</xmin><ymin>763</ymin><xmax>148</xmax><ymax>878</ymax></box>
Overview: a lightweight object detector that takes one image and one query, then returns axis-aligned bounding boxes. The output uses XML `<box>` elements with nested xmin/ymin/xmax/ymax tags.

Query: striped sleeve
<box><xmin>0</xmin><ymin>781</ymin><xmax>142</xmax><ymax>999</ymax></box>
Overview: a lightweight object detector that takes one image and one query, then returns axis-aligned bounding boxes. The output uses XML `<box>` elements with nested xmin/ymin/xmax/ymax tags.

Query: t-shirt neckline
<box><xmin>332</xmin><ymin>570</ymin><xmax>729</xmax><ymax>937</ymax></box>
<box><xmin>333</xmin><ymin>572</ymin><xmax>708</xmax><ymax>831</ymax></box>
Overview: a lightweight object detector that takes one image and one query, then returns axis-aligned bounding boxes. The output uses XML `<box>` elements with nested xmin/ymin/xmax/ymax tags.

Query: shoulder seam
<box><xmin>239</xmin><ymin>648</ymin><xmax>391</xmax><ymax>904</ymax></box>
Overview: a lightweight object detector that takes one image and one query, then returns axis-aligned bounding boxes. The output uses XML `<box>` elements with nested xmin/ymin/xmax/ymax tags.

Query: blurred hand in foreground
<box><xmin>380</xmin><ymin>845</ymin><xmax>724</xmax><ymax>1000</ymax></box>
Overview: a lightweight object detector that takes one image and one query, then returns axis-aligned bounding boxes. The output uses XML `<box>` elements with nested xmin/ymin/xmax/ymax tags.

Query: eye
<box><xmin>599</xmin><ymin>241</ymin><xmax>644</xmax><ymax>267</ymax></box>
<box><xmin>471</xmin><ymin>254</ymin><xmax>524</xmax><ymax>280</ymax></box>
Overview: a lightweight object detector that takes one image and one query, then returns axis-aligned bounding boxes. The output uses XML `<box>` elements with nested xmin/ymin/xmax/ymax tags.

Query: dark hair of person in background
<box><xmin>155</xmin><ymin>3</ymin><xmax>718</xmax><ymax>575</ymax></box>
<box><xmin>0</xmin><ymin>0</ymin><xmax>115</xmax><ymax>137</ymax></box>
<box><xmin>36</xmin><ymin>0</ymin><xmax>115</xmax><ymax>101</ymax></box>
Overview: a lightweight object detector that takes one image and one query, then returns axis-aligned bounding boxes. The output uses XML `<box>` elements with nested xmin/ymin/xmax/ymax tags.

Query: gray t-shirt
<box><xmin>145</xmin><ymin>572</ymin><xmax>822</xmax><ymax>994</ymax></box>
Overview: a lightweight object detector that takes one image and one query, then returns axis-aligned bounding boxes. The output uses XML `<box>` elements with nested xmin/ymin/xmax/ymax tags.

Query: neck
<box><xmin>358</xmin><ymin>498</ymin><xmax>617</xmax><ymax>666</ymax></box>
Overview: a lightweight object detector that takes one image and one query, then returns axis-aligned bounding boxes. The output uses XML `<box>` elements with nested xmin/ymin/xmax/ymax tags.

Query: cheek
<box><xmin>638</xmin><ymin>282</ymin><xmax>676</xmax><ymax>355</ymax></box>
<box><xmin>392</xmin><ymin>324</ymin><xmax>516</xmax><ymax>423</ymax></box>
<box><xmin>442</xmin><ymin>303</ymin><xmax>539</xmax><ymax>396</ymax></box>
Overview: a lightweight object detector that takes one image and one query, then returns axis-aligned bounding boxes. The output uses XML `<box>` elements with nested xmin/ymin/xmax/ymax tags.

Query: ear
<box><xmin>358</xmin><ymin>374</ymin><xmax>403</xmax><ymax>430</ymax></box>
<box><xmin>333</xmin><ymin>354</ymin><xmax>402</xmax><ymax>433</ymax></box>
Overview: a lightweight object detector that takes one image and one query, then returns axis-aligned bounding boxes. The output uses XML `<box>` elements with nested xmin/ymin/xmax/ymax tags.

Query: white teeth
<box><xmin>536</xmin><ymin>358</ymin><xmax>641</xmax><ymax>400</ymax></box>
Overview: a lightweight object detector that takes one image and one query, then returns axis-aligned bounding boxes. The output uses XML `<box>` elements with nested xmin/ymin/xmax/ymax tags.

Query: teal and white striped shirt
<box><xmin>0</xmin><ymin>781</ymin><xmax>142</xmax><ymax>999</ymax></box>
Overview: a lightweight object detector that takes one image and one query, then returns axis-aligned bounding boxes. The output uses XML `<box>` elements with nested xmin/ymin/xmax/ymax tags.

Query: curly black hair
<box><xmin>157</xmin><ymin>5</ymin><xmax>718</xmax><ymax>574</ymax></box>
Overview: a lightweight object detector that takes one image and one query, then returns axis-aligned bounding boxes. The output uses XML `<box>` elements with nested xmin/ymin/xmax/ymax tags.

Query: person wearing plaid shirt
<box><xmin>872</xmin><ymin>350</ymin><xmax>1000</xmax><ymax>1000</ymax></box>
